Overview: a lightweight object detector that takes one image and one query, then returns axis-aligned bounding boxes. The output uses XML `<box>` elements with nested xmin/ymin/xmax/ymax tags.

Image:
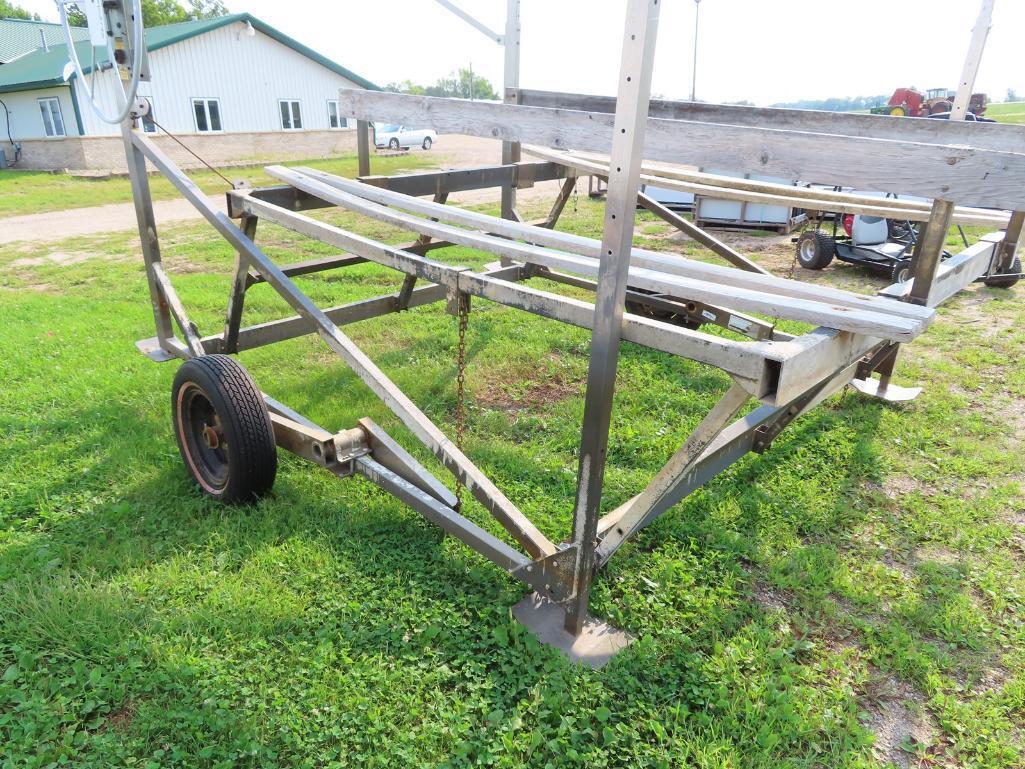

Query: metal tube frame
<box><xmin>113</xmin><ymin>0</ymin><xmax>1018</xmax><ymax>655</ymax></box>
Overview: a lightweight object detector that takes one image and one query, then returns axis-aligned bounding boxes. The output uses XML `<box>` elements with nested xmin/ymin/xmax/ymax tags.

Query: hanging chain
<box><xmin>571</xmin><ymin>177</ymin><xmax>579</xmax><ymax>214</ymax></box>
<box><xmin>454</xmin><ymin>293</ymin><xmax>469</xmax><ymax>508</ymax></box>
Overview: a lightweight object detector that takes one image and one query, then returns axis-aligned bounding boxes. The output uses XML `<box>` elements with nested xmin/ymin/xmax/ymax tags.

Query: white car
<box><xmin>373</xmin><ymin>123</ymin><xmax>437</xmax><ymax>151</ymax></box>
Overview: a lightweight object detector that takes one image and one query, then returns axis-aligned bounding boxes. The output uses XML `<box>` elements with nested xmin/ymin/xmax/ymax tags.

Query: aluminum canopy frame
<box><xmin>114</xmin><ymin>0</ymin><xmax>1023</xmax><ymax>665</ymax></box>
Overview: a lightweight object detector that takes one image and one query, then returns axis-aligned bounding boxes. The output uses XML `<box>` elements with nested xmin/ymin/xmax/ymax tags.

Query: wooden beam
<box><xmin>336</xmin><ymin>88</ymin><xmax>1025</xmax><ymax>210</ymax></box>
<box><xmin>526</xmin><ymin>146</ymin><xmax>1009</xmax><ymax>228</ymax></box>
<box><xmin>512</xmin><ymin>87</ymin><xmax>1025</xmax><ymax>155</ymax></box>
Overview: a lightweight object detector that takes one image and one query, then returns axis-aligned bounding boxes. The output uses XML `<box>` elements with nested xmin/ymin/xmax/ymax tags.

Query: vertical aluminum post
<box><xmin>121</xmin><ymin>120</ymin><xmax>174</xmax><ymax>350</ymax></box>
<box><xmin>357</xmin><ymin>119</ymin><xmax>371</xmax><ymax>177</ymax></box>
<box><xmin>564</xmin><ymin>0</ymin><xmax>662</xmax><ymax>636</ymax></box>
<box><xmin>998</xmin><ymin>210</ymin><xmax>1024</xmax><ymax>271</ymax></box>
<box><xmin>908</xmin><ymin>0</ymin><xmax>992</xmax><ymax>307</ymax></box>
<box><xmin>500</xmin><ymin>0</ymin><xmax>521</xmax><ymax>221</ymax></box>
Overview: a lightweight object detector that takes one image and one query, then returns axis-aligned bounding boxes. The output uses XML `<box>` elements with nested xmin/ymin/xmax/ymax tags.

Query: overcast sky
<box><xmin>19</xmin><ymin>0</ymin><xmax>1025</xmax><ymax>106</ymax></box>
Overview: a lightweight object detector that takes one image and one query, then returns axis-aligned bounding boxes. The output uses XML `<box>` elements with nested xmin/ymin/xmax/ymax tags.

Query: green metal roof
<box><xmin>0</xmin><ymin>18</ymin><xmax>88</xmax><ymax>64</ymax></box>
<box><xmin>0</xmin><ymin>13</ymin><xmax>377</xmax><ymax>94</ymax></box>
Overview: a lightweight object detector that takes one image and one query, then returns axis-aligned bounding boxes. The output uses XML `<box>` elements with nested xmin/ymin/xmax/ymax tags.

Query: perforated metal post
<box><xmin>500</xmin><ymin>0</ymin><xmax>521</xmax><ymax>222</ymax></box>
<box><xmin>564</xmin><ymin>0</ymin><xmax>662</xmax><ymax>636</ymax></box>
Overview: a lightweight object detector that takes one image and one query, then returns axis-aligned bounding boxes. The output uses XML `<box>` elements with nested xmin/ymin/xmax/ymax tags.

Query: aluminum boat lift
<box><xmin>108</xmin><ymin>0</ymin><xmax>1023</xmax><ymax>665</ymax></box>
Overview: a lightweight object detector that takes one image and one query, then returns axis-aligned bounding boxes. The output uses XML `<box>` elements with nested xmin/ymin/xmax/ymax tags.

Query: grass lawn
<box><xmin>1</xmin><ymin>195</ymin><xmax>1024</xmax><ymax>768</ymax></box>
<box><xmin>985</xmin><ymin>101</ymin><xmax>1025</xmax><ymax>125</ymax></box>
<box><xmin>0</xmin><ymin>152</ymin><xmax>437</xmax><ymax>219</ymax></box>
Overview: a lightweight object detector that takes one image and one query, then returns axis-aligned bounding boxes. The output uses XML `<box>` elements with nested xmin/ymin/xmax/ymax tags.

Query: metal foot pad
<box><xmin>850</xmin><ymin>377</ymin><xmax>922</xmax><ymax>403</ymax></box>
<box><xmin>135</xmin><ymin>337</ymin><xmax>177</xmax><ymax>362</ymax></box>
<box><xmin>512</xmin><ymin>593</ymin><xmax>633</xmax><ymax>669</ymax></box>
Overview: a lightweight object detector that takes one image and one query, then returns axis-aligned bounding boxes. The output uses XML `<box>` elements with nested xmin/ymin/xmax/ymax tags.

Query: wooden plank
<box><xmin>268</xmin><ymin>167</ymin><xmax>927</xmax><ymax>341</ymax></box>
<box><xmin>566</xmin><ymin>148</ymin><xmax>1010</xmax><ymax>226</ymax></box>
<box><xmin>527</xmin><ymin>146</ymin><xmax>1008</xmax><ymax>227</ymax></box>
<box><xmin>280</xmin><ymin>166</ymin><xmax>933</xmax><ymax>324</ymax></box>
<box><xmin>336</xmin><ymin>88</ymin><xmax>1025</xmax><ymax>210</ymax></box>
<box><xmin>512</xmin><ymin>87</ymin><xmax>1025</xmax><ymax>155</ymax></box>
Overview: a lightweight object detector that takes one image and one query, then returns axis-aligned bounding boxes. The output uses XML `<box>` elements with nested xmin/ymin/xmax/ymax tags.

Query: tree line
<box><xmin>1</xmin><ymin>0</ymin><xmax>226</xmax><ymax>27</ymax></box>
<box><xmin>385</xmin><ymin>68</ymin><xmax>499</xmax><ymax>101</ymax></box>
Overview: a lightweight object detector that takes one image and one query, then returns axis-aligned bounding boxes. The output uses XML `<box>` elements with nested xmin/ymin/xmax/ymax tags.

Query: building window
<box><xmin>141</xmin><ymin>98</ymin><xmax>157</xmax><ymax>133</ymax></box>
<box><xmin>192</xmin><ymin>98</ymin><xmax>222</xmax><ymax>132</ymax></box>
<box><xmin>279</xmin><ymin>99</ymin><xmax>302</xmax><ymax>130</ymax></box>
<box><xmin>38</xmin><ymin>97</ymin><xmax>66</xmax><ymax>137</ymax></box>
<box><xmin>327</xmin><ymin>100</ymin><xmax>347</xmax><ymax>129</ymax></box>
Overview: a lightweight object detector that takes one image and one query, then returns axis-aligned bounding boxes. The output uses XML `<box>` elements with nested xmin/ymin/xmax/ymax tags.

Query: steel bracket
<box><xmin>752</xmin><ymin>402</ymin><xmax>803</xmax><ymax>454</ymax></box>
<box><xmin>509</xmin><ymin>546</ymin><xmax>579</xmax><ymax>603</ymax></box>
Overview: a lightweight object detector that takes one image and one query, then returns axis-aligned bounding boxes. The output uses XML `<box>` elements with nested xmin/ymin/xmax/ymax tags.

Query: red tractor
<box><xmin>871</xmin><ymin>87</ymin><xmax>987</xmax><ymax>117</ymax></box>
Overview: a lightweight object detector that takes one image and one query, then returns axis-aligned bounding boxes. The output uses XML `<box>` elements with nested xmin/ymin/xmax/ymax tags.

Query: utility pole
<box><xmin>691</xmin><ymin>0</ymin><xmax>702</xmax><ymax>102</ymax></box>
<box><xmin>469</xmin><ymin>62</ymin><xmax>475</xmax><ymax>101</ymax></box>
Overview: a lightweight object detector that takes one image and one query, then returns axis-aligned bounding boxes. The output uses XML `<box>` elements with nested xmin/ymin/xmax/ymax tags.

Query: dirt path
<box><xmin>0</xmin><ymin>135</ymin><xmax>563</xmax><ymax>244</ymax></box>
<box><xmin>0</xmin><ymin>194</ymin><xmax>228</xmax><ymax>246</ymax></box>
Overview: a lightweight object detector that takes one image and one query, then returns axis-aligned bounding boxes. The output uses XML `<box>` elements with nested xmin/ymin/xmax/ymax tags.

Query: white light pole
<box><xmin>690</xmin><ymin>0</ymin><xmax>702</xmax><ymax>102</ymax></box>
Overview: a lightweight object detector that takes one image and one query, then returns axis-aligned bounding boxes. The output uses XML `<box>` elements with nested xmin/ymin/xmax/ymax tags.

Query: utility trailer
<box><xmin>96</xmin><ymin>0</ymin><xmax>1023</xmax><ymax>665</ymax></box>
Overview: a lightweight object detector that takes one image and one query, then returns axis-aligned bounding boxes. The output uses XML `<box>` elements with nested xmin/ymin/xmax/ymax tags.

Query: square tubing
<box><xmin>595</xmin><ymin>381</ymin><xmax>750</xmax><ymax>562</ymax></box>
<box><xmin>908</xmin><ymin>199</ymin><xmax>955</xmax><ymax>307</ymax></box>
<box><xmin>564</xmin><ymin>0</ymin><xmax>661</xmax><ymax>636</ymax></box>
<box><xmin>224</xmin><ymin>213</ymin><xmax>258</xmax><ymax>353</ymax></box>
<box><xmin>120</xmin><ymin>120</ymin><xmax>174</xmax><ymax>350</ymax></box>
<box><xmin>500</xmin><ymin>0</ymin><xmax>521</xmax><ymax>222</ymax></box>
<box><xmin>997</xmin><ymin>210</ymin><xmax>1024</xmax><ymax>271</ymax></box>
<box><xmin>357</xmin><ymin>119</ymin><xmax>371</xmax><ymax>177</ymax></box>
<box><xmin>539</xmin><ymin>176</ymin><xmax>578</xmax><ymax>230</ymax></box>
<box><xmin>635</xmin><ymin>191</ymin><xmax>769</xmax><ymax>275</ymax></box>
<box><xmin>128</xmin><ymin>129</ymin><xmax>558</xmax><ymax>561</ymax></box>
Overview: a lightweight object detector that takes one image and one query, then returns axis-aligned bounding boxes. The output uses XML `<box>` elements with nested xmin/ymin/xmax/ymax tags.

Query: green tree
<box><xmin>386</xmin><ymin>69</ymin><xmax>499</xmax><ymax>101</ymax></box>
<box><xmin>0</xmin><ymin>1</ymin><xmax>38</xmax><ymax>20</ymax></box>
<box><xmin>66</xmin><ymin>0</ymin><xmax>227</xmax><ymax>28</ymax></box>
<box><xmin>427</xmin><ymin>68</ymin><xmax>498</xmax><ymax>100</ymax></box>
<box><xmin>384</xmin><ymin>80</ymin><xmax>426</xmax><ymax>96</ymax></box>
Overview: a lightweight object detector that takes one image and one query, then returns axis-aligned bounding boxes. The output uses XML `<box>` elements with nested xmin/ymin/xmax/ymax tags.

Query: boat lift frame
<box><xmin>113</xmin><ymin>0</ymin><xmax>1023</xmax><ymax>664</ymax></box>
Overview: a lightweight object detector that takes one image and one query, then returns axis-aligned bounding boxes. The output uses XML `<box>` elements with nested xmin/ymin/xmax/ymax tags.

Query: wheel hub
<box><xmin>202</xmin><ymin>423</ymin><xmax>222</xmax><ymax>449</ymax></box>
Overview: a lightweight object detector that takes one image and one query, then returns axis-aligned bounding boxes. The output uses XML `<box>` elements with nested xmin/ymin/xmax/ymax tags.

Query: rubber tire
<box><xmin>931</xmin><ymin>101</ymin><xmax>952</xmax><ymax>115</ymax></box>
<box><xmin>388</xmin><ymin>138</ymin><xmax>400</xmax><ymax>150</ymax></box>
<box><xmin>888</xmin><ymin>106</ymin><xmax>906</xmax><ymax>117</ymax></box>
<box><xmin>422</xmin><ymin>136</ymin><xmax>432</xmax><ymax>150</ymax></box>
<box><xmin>983</xmin><ymin>256</ymin><xmax>1021</xmax><ymax>289</ymax></box>
<box><xmin>171</xmin><ymin>355</ymin><xmax>277</xmax><ymax>504</ymax></box>
<box><xmin>796</xmin><ymin>230</ymin><xmax>836</xmax><ymax>270</ymax></box>
<box><xmin>887</xmin><ymin>219</ymin><xmax>914</xmax><ymax>241</ymax></box>
<box><xmin>891</xmin><ymin>258</ymin><xmax>913</xmax><ymax>285</ymax></box>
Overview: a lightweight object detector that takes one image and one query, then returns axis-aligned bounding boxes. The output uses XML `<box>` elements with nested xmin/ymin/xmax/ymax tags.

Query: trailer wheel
<box><xmin>891</xmin><ymin>258</ymin><xmax>913</xmax><ymax>285</ymax></box>
<box><xmin>888</xmin><ymin>106</ymin><xmax>906</xmax><ymax>117</ymax></box>
<box><xmin>796</xmin><ymin>230</ymin><xmax>835</xmax><ymax>270</ymax></box>
<box><xmin>983</xmin><ymin>257</ymin><xmax>1021</xmax><ymax>289</ymax></box>
<box><xmin>171</xmin><ymin>355</ymin><xmax>277</xmax><ymax>504</ymax></box>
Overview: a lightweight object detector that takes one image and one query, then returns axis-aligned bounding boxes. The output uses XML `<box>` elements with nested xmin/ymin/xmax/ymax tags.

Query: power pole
<box><xmin>691</xmin><ymin>0</ymin><xmax>702</xmax><ymax>102</ymax></box>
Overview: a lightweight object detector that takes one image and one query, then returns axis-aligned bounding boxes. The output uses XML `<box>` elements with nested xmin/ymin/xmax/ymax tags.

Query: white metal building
<box><xmin>0</xmin><ymin>13</ymin><xmax>376</xmax><ymax>170</ymax></box>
